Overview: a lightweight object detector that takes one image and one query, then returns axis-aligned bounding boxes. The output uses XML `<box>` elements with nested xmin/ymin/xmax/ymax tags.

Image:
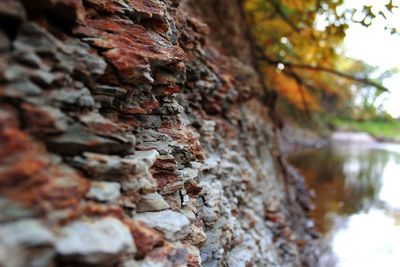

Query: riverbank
<box><xmin>279</xmin><ymin>125</ymin><xmax>328</xmax><ymax>154</ymax></box>
<box><xmin>331</xmin><ymin>118</ymin><xmax>400</xmax><ymax>143</ymax></box>
<box><xmin>280</xmin><ymin>117</ymin><xmax>400</xmax><ymax>154</ymax></box>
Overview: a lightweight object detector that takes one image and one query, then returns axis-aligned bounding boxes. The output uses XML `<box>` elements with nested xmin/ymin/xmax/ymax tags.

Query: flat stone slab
<box><xmin>56</xmin><ymin>217</ymin><xmax>135</xmax><ymax>264</ymax></box>
<box><xmin>135</xmin><ymin>210</ymin><xmax>190</xmax><ymax>241</ymax></box>
<box><xmin>86</xmin><ymin>181</ymin><xmax>121</xmax><ymax>202</ymax></box>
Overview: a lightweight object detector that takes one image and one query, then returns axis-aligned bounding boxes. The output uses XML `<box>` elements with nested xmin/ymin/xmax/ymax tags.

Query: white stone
<box><xmin>134</xmin><ymin>210</ymin><xmax>190</xmax><ymax>241</ymax></box>
<box><xmin>56</xmin><ymin>217</ymin><xmax>135</xmax><ymax>263</ymax></box>
<box><xmin>86</xmin><ymin>181</ymin><xmax>121</xmax><ymax>202</ymax></box>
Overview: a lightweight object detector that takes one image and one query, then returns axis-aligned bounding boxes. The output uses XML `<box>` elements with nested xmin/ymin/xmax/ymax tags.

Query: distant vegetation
<box><xmin>243</xmin><ymin>0</ymin><xmax>399</xmax><ymax>125</ymax></box>
<box><xmin>331</xmin><ymin>117</ymin><xmax>400</xmax><ymax>141</ymax></box>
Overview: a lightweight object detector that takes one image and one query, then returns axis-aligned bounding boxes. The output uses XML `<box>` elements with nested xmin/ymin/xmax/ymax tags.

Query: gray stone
<box><xmin>0</xmin><ymin>197</ymin><xmax>38</xmax><ymax>223</ymax></box>
<box><xmin>2</xmin><ymin>81</ymin><xmax>42</xmax><ymax>98</ymax></box>
<box><xmin>86</xmin><ymin>181</ymin><xmax>121</xmax><ymax>202</ymax></box>
<box><xmin>227</xmin><ymin>245</ymin><xmax>253</xmax><ymax>267</ymax></box>
<box><xmin>72</xmin><ymin>152</ymin><xmax>158</xmax><ymax>193</ymax></box>
<box><xmin>0</xmin><ymin>0</ymin><xmax>26</xmax><ymax>22</ymax></box>
<box><xmin>136</xmin><ymin>192</ymin><xmax>170</xmax><ymax>212</ymax></box>
<box><xmin>0</xmin><ymin>219</ymin><xmax>55</xmax><ymax>267</ymax></box>
<box><xmin>120</xmin><ymin>171</ymin><xmax>158</xmax><ymax>193</ymax></box>
<box><xmin>137</xmin><ymin>115</ymin><xmax>162</xmax><ymax>128</ymax></box>
<box><xmin>49</xmin><ymin>88</ymin><xmax>95</xmax><ymax>108</ymax></box>
<box><xmin>92</xmin><ymin>84</ymin><xmax>127</xmax><ymax>96</ymax></box>
<box><xmin>0</xmin><ymin>219</ymin><xmax>55</xmax><ymax>247</ymax></box>
<box><xmin>134</xmin><ymin>210</ymin><xmax>190</xmax><ymax>241</ymax></box>
<box><xmin>56</xmin><ymin>217</ymin><xmax>135</xmax><ymax>264</ymax></box>
<box><xmin>47</xmin><ymin>124</ymin><xmax>132</xmax><ymax>155</ymax></box>
<box><xmin>128</xmin><ymin>149</ymin><xmax>159</xmax><ymax>168</ymax></box>
<box><xmin>13</xmin><ymin>51</ymin><xmax>44</xmax><ymax>68</ymax></box>
<box><xmin>0</xmin><ymin>30</ymin><xmax>9</xmax><ymax>52</ymax></box>
<box><xmin>179</xmin><ymin>167</ymin><xmax>198</xmax><ymax>181</ymax></box>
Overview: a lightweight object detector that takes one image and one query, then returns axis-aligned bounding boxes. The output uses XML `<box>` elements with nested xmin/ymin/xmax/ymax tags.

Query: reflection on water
<box><xmin>289</xmin><ymin>142</ymin><xmax>400</xmax><ymax>267</ymax></box>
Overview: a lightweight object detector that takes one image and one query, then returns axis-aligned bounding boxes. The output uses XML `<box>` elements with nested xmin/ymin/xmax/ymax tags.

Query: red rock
<box><xmin>147</xmin><ymin>242</ymin><xmax>187</xmax><ymax>265</ymax></box>
<box><xmin>152</xmin><ymin>157</ymin><xmax>177</xmax><ymax>172</ymax></box>
<box><xmin>159</xmin><ymin>127</ymin><xmax>205</xmax><ymax>160</ymax></box>
<box><xmin>75</xmin><ymin>18</ymin><xmax>186</xmax><ymax>84</ymax></box>
<box><xmin>0</xmin><ymin>108</ymin><xmax>90</xmax><ymax>211</ymax></box>
<box><xmin>128</xmin><ymin>220</ymin><xmax>165</xmax><ymax>259</ymax></box>
<box><xmin>185</xmin><ymin>180</ymin><xmax>202</xmax><ymax>196</ymax></box>
<box><xmin>82</xmin><ymin>203</ymin><xmax>125</xmax><ymax>219</ymax></box>
<box><xmin>125</xmin><ymin>0</ymin><xmax>164</xmax><ymax>19</ymax></box>
<box><xmin>152</xmin><ymin>171</ymin><xmax>179</xmax><ymax>189</ymax></box>
<box><xmin>21</xmin><ymin>103</ymin><xmax>68</xmax><ymax>135</ymax></box>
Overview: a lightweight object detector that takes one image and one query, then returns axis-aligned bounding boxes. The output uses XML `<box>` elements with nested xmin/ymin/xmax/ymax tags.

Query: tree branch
<box><xmin>268</xmin><ymin>0</ymin><xmax>301</xmax><ymax>33</ymax></box>
<box><xmin>257</xmin><ymin>52</ymin><xmax>389</xmax><ymax>92</ymax></box>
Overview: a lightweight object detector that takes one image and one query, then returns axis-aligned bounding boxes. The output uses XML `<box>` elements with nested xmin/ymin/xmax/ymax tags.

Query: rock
<box><xmin>52</xmin><ymin>0</ymin><xmax>86</xmax><ymax>23</ymax></box>
<box><xmin>49</xmin><ymin>88</ymin><xmax>95</xmax><ymax>108</ymax></box>
<box><xmin>121</xmin><ymin>259</ymin><xmax>166</xmax><ymax>267</ymax></box>
<box><xmin>1</xmin><ymin>80</ymin><xmax>42</xmax><ymax>98</ymax></box>
<box><xmin>56</xmin><ymin>217</ymin><xmax>135</xmax><ymax>264</ymax></box>
<box><xmin>73</xmin><ymin>152</ymin><xmax>144</xmax><ymax>180</ymax></box>
<box><xmin>0</xmin><ymin>220</ymin><xmax>55</xmax><ymax>267</ymax></box>
<box><xmin>134</xmin><ymin>210</ymin><xmax>190</xmax><ymax>241</ymax></box>
<box><xmin>0</xmin><ymin>30</ymin><xmax>9</xmax><ymax>52</ymax></box>
<box><xmin>179</xmin><ymin>167</ymin><xmax>198</xmax><ymax>181</ymax></box>
<box><xmin>137</xmin><ymin>115</ymin><xmax>163</xmax><ymax>128</ymax></box>
<box><xmin>72</xmin><ymin>151</ymin><xmax>159</xmax><ymax>192</ymax></box>
<box><xmin>74</xmin><ymin>17</ymin><xmax>186</xmax><ymax>84</ymax></box>
<box><xmin>47</xmin><ymin>124</ymin><xmax>133</xmax><ymax>155</ymax></box>
<box><xmin>0</xmin><ymin>219</ymin><xmax>55</xmax><ymax>247</ymax></box>
<box><xmin>92</xmin><ymin>84</ymin><xmax>127</xmax><ymax>96</ymax></box>
<box><xmin>120</xmin><ymin>171</ymin><xmax>158</xmax><ymax>193</ymax></box>
<box><xmin>0</xmin><ymin>197</ymin><xmax>38</xmax><ymax>222</ymax></box>
<box><xmin>136</xmin><ymin>192</ymin><xmax>170</xmax><ymax>212</ymax></box>
<box><xmin>227</xmin><ymin>245</ymin><xmax>253</xmax><ymax>267</ymax></box>
<box><xmin>129</xmin><ymin>221</ymin><xmax>164</xmax><ymax>259</ymax></box>
<box><xmin>0</xmin><ymin>0</ymin><xmax>26</xmax><ymax>22</ymax></box>
<box><xmin>86</xmin><ymin>181</ymin><xmax>121</xmax><ymax>202</ymax></box>
<box><xmin>21</xmin><ymin>104</ymin><xmax>70</xmax><ymax>135</ymax></box>
<box><xmin>79</xmin><ymin>112</ymin><xmax>136</xmax><ymax>144</ymax></box>
<box><xmin>128</xmin><ymin>149</ymin><xmax>159</xmax><ymax>168</ymax></box>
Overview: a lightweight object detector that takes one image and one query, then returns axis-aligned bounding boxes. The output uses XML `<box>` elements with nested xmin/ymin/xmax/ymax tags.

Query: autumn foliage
<box><xmin>243</xmin><ymin>0</ymin><xmax>398</xmax><ymax>119</ymax></box>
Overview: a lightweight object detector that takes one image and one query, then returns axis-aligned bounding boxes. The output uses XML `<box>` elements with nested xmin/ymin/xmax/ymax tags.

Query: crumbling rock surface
<box><xmin>0</xmin><ymin>0</ymin><xmax>318</xmax><ymax>266</ymax></box>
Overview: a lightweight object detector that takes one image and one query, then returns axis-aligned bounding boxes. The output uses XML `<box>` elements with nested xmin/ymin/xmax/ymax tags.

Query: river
<box><xmin>289</xmin><ymin>142</ymin><xmax>400</xmax><ymax>267</ymax></box>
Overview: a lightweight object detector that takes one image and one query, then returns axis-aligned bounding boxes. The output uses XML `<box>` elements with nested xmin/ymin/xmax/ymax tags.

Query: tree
<box><xmin>243</xmin><ymin>0</ymin><xmax>398</xmax><ymax>120</ymax></box>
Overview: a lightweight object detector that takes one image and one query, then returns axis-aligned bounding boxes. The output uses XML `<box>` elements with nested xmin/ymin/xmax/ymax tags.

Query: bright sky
<box><xmin>343</xmin><ymin>0</ymin><xmax>400</xmax><ymax>117</ymax></box>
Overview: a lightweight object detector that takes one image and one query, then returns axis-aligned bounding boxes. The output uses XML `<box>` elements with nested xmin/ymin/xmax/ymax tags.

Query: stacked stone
<box><xmin>0</xmin><ymin>0</ymin><xmax>204</xmax><ymax>266</ymax></box>
<box><xmin>0</xmin><ymin>0</ymin><xmax>318</xmax><ymax>266</ymax></box>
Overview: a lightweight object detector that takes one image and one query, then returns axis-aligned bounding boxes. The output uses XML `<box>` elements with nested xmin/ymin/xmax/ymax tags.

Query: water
<box><xmin>288</xmin><ymin>142</ymin><xmax>400</xmax><ymax>267</ymax></box>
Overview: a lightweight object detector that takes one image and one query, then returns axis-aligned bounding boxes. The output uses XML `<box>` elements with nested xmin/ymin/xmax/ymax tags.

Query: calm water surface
<box><xmin>289</xmin><ymin>142</ymin><xmax>400</xmax><ymax>267</ymax></box>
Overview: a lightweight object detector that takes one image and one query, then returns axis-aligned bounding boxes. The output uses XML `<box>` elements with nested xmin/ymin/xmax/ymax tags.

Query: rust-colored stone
<box><xmin>185</xmin><ymin>180</ymin><xmax>202</xmax><ymax>196</ymax></box>
<box><xmin>152</xmin><ymin>171</ymin><xmax>179</xmax><ymax>189</ymax></box>
<box><xmin>129</xmin><ymin>220</ymin><xmax>165</xmax><ymax>259</ymax></box>
<box><xmin>75</xmin><ymin>18</ymin><xmax>186</xmax><ymax>84</ymax></box>
<box><xmin>83</xmin><ymin>202</ymin><xmax>125</xmax><ymax>219</ymax></box>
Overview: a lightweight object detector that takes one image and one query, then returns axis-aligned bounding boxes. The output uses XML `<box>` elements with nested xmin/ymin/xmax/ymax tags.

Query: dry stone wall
<box><xmin>0</xmin><ymin>0</ymin><xmax>318</xmax><ymax>266</ymax></box>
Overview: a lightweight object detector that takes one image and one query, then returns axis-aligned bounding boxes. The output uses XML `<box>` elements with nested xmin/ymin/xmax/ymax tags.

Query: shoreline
<box><xmin>280</xmin><ymin>127</ymin><xmax>400</xmax><ymax>155</ymax></box>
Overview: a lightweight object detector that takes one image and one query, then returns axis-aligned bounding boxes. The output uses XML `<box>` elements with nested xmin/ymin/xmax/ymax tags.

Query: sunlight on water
<box><xmin>333</xmin><ymin>209</ymin><xmax>400</xmax><ymax>267</ymax></box>
<box><xmin>289</xmin><ymin>142</ymin><xmax>400</xmax><ymax>267</ymax></box>
<box><xmin>380</xmin><ymin>159</ymin><xmax>400</xmax><ymax>208</ymax></box>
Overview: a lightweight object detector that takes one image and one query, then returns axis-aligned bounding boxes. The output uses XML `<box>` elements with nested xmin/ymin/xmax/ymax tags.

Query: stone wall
<box><xmin>0</xmin><ymin>0</ymin><xmax>318</xmax><ymax>266</ymax></box>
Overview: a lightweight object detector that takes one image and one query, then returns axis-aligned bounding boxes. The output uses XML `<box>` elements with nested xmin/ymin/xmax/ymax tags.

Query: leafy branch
<box><xmin>256</xmin><ymin>49</ymin><xmax>389</xmax><ymax>92</ymax></box>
